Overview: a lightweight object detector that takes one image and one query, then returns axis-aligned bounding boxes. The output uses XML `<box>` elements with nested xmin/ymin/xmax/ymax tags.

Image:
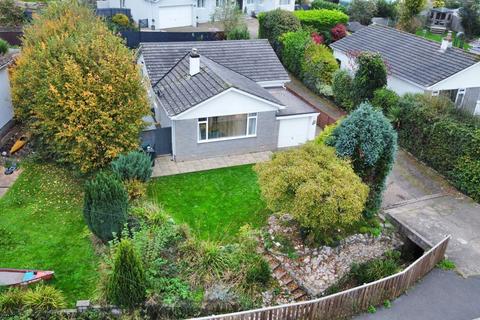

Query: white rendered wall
<box><xmin>0</xmin><ymin>68</ymin><xmax>14</xmax><ymax>132</ymax></box>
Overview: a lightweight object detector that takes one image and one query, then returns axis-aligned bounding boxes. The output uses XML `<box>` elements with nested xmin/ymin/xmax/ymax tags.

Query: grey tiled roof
<box><xmin>154</xmin><ymin>54</ymin><xmax>283</xmax><ymax>116</ymax></box>
<box><xmin>331</xmin><ymin>25</ymin><xmax>479</xmax><ymax>87</ymax></box>
<box><xmin>140</xmin><ymin>40</ymin><xmax>290</xmax><ymax>84</ymax></box>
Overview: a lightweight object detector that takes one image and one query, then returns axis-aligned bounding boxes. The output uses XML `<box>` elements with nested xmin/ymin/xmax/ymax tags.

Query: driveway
<box><xmin>383</xmin><ymin>150</ymin><xmax>480</xmax><ymax>277</ymax></box>
<box><xmin>356</xmin><ymin>269</ymin><xmax>480</xmax><ymax>320</ymax></box>
<box><xmin>160</xmin><ymin>16</ymin><xmax>259</xmax><ymax>39</ymax></box>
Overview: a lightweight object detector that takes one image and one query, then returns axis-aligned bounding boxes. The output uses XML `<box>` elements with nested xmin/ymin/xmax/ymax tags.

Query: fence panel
<box><xmin>191</xmin><ymin>235</ymin><xmax>450</xmax><ymax>320</ymax></box>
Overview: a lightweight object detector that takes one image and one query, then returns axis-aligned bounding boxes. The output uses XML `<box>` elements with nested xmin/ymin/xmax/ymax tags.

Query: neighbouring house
<box><xmin>426</xmin><ymin>7</ymin><xmax>464</xmax><ymax>34</ymax></box>
<box><xmin>138</xmin><ymin>40</ymin><xmax>319</xmax><ymax>161</ymax></box>
<box><xmin>0</xmin><ymin>54</ymin><xmax>14</xmax><ymax>138</ymax></box>
<box><xmin>331</xmin><ymin>25</ymin><xmax>480</xmax><ymax>116</ymax></box>
<box><xmin>96</xmin><ymin>0</ymin><xmax>294</xmax><ymax>29</ymax></box>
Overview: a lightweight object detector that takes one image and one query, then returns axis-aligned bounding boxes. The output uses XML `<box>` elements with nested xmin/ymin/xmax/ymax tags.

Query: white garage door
<box><xmin>277</xmin><ymin>116</ymin><xmax>314</xmax><ymax>148</ymax></box>
<box><xmin>158</xmin><ymin>5</ymin><xmax>192</xmax><ymax>29</ymax></box>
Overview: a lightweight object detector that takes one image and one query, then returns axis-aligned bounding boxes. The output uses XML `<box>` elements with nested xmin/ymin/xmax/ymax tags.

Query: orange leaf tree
<box><xmin>11</xmin><ymin>1</ymin><xmax>149</xmax><ymax>173</ymax></box>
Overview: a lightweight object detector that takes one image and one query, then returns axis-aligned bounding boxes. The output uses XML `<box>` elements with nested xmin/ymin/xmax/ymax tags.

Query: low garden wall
<box><xmin>190</xmin><ymin>235</ymin><xmax>450</xmax><ymax>320</ymax></box>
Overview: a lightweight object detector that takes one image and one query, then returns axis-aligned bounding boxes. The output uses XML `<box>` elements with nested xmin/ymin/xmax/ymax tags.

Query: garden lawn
<box><xmin>147</xmin><ymin>165</ymin><xmax>269</xmax><ymax>242</ymax></box>
<box><xmin>415</xmin><ymin>29</ymin><xmax>472</xmax><ymax>50</ymax></box>
<box><xmin>0</xmin><ymin>162</ymin><xmax>98</xmax><ymax>305</ymax></box>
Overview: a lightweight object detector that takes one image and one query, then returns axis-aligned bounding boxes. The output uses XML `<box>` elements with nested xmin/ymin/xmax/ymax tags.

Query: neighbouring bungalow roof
<box><xmin>330</xmin><ymin>24</ymin><xmax>479</xmax><ymax>87</ymax></box>
<box><xmin>153</xmin><ymin>54</ymin><xmax>283</xmax><ymax>117</ymax></box>
<box><xmin>140</xmin><ymin>40</ymin><xmax>290</xmax><ymax>85</ymax></box>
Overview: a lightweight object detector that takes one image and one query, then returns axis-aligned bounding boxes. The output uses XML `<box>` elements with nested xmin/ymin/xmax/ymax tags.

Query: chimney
<box><xmin>189</xmin><ymin>48</ymin><xmax>200</xmax><ymax>76</ymax></box>
<box><xmin>440</xmin><ymin>31</ymin><xmax>453</xmax><ymax>52</ymax></box>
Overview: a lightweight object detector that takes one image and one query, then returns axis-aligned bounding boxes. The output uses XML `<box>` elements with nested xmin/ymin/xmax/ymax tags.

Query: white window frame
<box><xmin>474</xmin><ymin>100</ymin><xmax>480</xmax><ymax>116</ymax></box>
<box><xmin>455</xmin><ymin>88</ymin><xmax>466</xmax><ymax>107</ymax></box>
<box><xmin>197</xmin><ymin>0</ymin><xmax>205</xmax><ymax>7</ymax></box>
<box><xmin>197</xmin><ymin>113</ymin><xmax>257</xmax><ymax>143</ymax></box>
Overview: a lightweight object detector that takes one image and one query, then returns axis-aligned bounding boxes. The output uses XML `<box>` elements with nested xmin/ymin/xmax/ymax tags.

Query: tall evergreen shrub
<box><xmin>111</xmin><ymin>151</ymin><xmax>153</xmax><ymax>182</ymax></box>
<box><xmin>328</xmin><ymin>103</ymin><xmax>397</xmax><ymax>218</ymax></box>
<box><xmin>107</xmin><ymin>239</ymin><xmax>146</xmax><ymax>308</ymax></box>
<box><xmin>353</xmin><ymin>52</ymin><xmax>387</xmax><ymax>104</ymax></box>
<box><xmin>83</xmin><ymin>171</ymin><xmax>128</xmax><ymax>242</ymax></box>
<box><xmin>258</xmin><ymin>9</ymin><xmax>301</xmax><ymax>54</ymax></box>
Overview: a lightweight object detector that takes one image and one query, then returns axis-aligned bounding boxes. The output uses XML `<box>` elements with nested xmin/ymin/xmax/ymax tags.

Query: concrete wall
<box><xmin>0</xmin><ymin>67</ymin><xmax>14</xmax><ymax>135</ymax></box>
<box><xmin>173</xmin><ymin>110</ymin><xmax>278</xmax><ymax>161</ymax></box>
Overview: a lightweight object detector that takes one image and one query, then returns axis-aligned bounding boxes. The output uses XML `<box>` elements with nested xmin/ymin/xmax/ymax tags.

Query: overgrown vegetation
<box><xmin>311</xmin><ymin>0</ymin><xmax>348</xmax><ymax>13</ymax></box>
<box><xmin>437</xmin><ymin>259</ymin><xmax>456</xmax><ymax>270</ymax></box>
<box><xmin>293</xmin><ymin>9</ymin><xmax>349</xmax><ymax>33</ymax></box>
<box><xmin>0</xmin><ymin>285</ymin><xmax>66</xmax><ymax>317</ymax></box>
<box><xmin>328</xmin><ymin>103</ymin><xmax>397</xmax><ymax>218</ymax></box>
<box><xmin>255</xmin><ymin>142</ymin><xmax>369</xmax><ymax>244</ymax></box>
<box><xmin>10</xmin><ymin>1</ymin><xmax>149</xmax><ymax>173</ymax></box>
<box><xmin>0</xmin><ymin>0</ymin><xmax>25</xmax><ymax>27</ymax></box>
<box><xmin>258</xmin><ymin>9</ymin><xmax>301</xmax><ymax>53</ymax></box>
<box><xmin>351</xmin><ymin>251</ymin><xmax>402</xmax><ymax>284</ymax></box>
<box><xmin>348</xmin><ymin>0</ymin><xmax>377</xmax><ymax>25</ymax></box>
<box><xmin>0</xmin><ymin>39</ymin><xmax>8</xmax><ymax>55</ymax></box>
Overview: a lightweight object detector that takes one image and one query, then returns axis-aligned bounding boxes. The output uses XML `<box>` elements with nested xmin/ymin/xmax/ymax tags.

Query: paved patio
<box><xmin>152</xmin><ymin>151</ymin><xmax>272</xmax><ymax>177</ymax></box>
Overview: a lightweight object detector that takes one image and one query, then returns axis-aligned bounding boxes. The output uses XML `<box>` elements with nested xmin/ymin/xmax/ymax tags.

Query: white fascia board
<box><xmin>276</xmin><ymin>113</ymin><xmax>319</xmax><ymax>120</ymax></box>
<box><xmin>427</xmin><ymin>62</ymin><xmax>480</xmax><ymax>91</ymax></box>
<box><xmin>170</xmin><ymin>88</ymin><xmax>285</xmax><ymax>120</ymax></box>
<box><xmin>258</xmin><ymin>79</ymin><xmax>291</xmax><ymax>88</ymax></box>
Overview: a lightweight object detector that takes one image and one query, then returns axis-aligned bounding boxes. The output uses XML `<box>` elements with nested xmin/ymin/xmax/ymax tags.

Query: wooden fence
<box><xmin>191</xmin><ymin>235</ymin><xmax>450</xmax><ymax>320</ymax></box>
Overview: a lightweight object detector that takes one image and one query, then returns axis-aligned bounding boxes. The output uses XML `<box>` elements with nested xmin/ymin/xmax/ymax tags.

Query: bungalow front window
<box><xmin>198</xmin><ymin>113</ymin><xmax>257</xmax><ymax>142</ymax></box>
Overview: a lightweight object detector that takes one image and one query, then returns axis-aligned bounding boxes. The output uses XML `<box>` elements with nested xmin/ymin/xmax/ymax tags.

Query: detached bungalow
<box><xmin>139</xmin><ymin>40</ymin><xmax>318</xmax><ymax>161</ymax></box>
<box><xmin>96</xmin><ymin>0</ymin><xmax>294</xmax><ymax>29</ymax></box>
<box><xmin>0</xmin><ymin>54</ymin><xmax>14</xmax><ymax>138</ymax></box>
<box><xmin>331</xmin><ymin>25</ymin><xmax>480</xmax><ymax>116</ymax></box>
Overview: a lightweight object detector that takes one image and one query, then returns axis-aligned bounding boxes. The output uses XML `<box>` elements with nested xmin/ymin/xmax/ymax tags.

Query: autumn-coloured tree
<box><xmin>11</xmin><ymin>1</ymin><xmax>149</xmax><ymax>173</ymax></box>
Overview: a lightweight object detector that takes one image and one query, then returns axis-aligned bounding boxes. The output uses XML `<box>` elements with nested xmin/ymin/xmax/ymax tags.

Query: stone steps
<box><xmin>263</xmin><ymin>251</ymin><xmax>309</xmax><ymax>302</ymax></box>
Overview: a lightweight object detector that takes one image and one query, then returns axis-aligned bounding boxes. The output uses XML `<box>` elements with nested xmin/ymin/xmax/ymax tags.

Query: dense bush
<box><xmin>396</xmin><ymin>94</ymin><xmax>480</xmax><ymax>202</ymax></box>
<box><xmin>255</xmin><ymin>142</ymin><xmax>369</xmax><ymax>243</ymax></box>
<box><xmin>375</xmin><ymin>0</ymin><xmax>398</xmax><ymax>19</ymax></box>
<box><xmin>301</xmin><ymin>43</ymin><xmax>339</xmax><ymax>90</ymax></box>
<box><xmin>293</xmin><ymin>9</ymin><xmax>349</xmax><ymax>33</ymax></box>
<box><xmin>348</xmin><ymin>0</ymin><xmax>377</xmax><ymax>25</ymax></box>
<box><xmin>111</xmin><ymin>151</ymin><xmax>153</xmax><ymax>183</ymax></box>
<box><xmin>11</xmin><ymin>1</ymin><xmax>150</xmax><ymax>173</ymax></box>
<box><xmin>0</xmin><ymin>0</ymin><xmax>25</xmax><ymax>27</ymax></box>
<box><xmin>332</xmin><ymin>69</ymin><xmax>354</xmax><ymax>111</ymax></box>
<box><xmin>371</xmin><ymin>88</ymin><xmax>400</xmax><ymax>114</ymax></box>
<box><xmin>353</xmin><ymin>52</ymin><xmax>387</xmax><ymax>104</ymax></box>
<box><xmin>331</xmin><ymin>23</ymin><xmax>347</xmax><ymax>41</ymax></box>
<box><xmin>311</xmin><ymin>0</ymin><xmax>348</xmax><ymax>13</ymax></box>
<box><xmin>83</xmin><ymin>171</ymin><xmax>129</xmax><ymax>242</ymax></box>
<box><xmin>111</xmin><ymin>13</ymin><xmax>129</xmax><ymax>26</ymax></box>
<box><xmin>459</xmin><ymin>0</ymin><xmax>480</xmax><ymax>39</ymax></box>
<box><xmin>351</xmin><ymin>251</ymin><xmax>401</xmax><ymax>283</ymax></box>
<box><xmin>107</xmin><ymin>238</ymin><xmax>147</xmax><ymax>309</ymax></box>
<box><xmin>398</xmin><ymin>0</ymin><xmax>426</xmax><ymax>32</ymax></box>
<box><xmin>279</xmin><ymin>30</ymin><xmax>312</xmax><ymax>77</ymax></box>
<box><xmin>227</xmin><ymin>25</ymin><xmax>251</xmax><ymax>39</ymax></box>
<box><xmin>0</xmin><ymin>286</ymin><xmax>66</xmax><ymax>316</ymax></box>
<box><xmin>328</xmin><ymin>103</ymin><xmax>397</xmax><ymax>218</ymax></box>
<box><xmin>0</xmin><ymin>39</ymin><xmax>8</xmax><ymax>55</ymax></box>
<box><xmin>258</xmin><ymin>9</ymin><xmax>301</xmax><ymax>53</ymax></box>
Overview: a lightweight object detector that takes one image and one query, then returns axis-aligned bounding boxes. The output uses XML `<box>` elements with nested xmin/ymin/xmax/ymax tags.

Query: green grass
<box><xmin>415</xmin><ymin>29</ymin><xmax>472</xmax><ymax>50</ymax></box>
<box><xmin>147</xmin><ymin>165</ymin><xmax>269</xmax><ymax>242</ymax></box>
<box><xmin>0</xmin><ymin>162</ymin><xmax>98</xmax><ymax>305</ymax></box>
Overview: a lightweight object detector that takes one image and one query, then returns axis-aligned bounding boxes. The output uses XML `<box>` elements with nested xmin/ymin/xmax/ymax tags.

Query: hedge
<box><xmin>279</xmin><ymin>30</ymin><xmax>312</xmax><ymax>76</ymax></box>
<box><xmin>397</xmin><ymin>94</ymin><xmax>480</xmax><ymax>202</ymax></box>
<box><xmin>293</xmin><ymin>9</ymin><xmax>349</xmax><ymax>32</ymax></box>
<box><xmin>311</xmin><ymin>0</ymin><xmax>348</xmax><ymax>13</ymax></box>
<box><xmin>258</xmin><ymin>9</ymin><xmax>301</xmax><ymax>53</ymax></box>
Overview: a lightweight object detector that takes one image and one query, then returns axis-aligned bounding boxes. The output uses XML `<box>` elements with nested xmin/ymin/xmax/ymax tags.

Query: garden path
<box><xmin>152</xmin><ymin>151</ymin><xmax>272</xmax><ymax>177</ymax></box>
